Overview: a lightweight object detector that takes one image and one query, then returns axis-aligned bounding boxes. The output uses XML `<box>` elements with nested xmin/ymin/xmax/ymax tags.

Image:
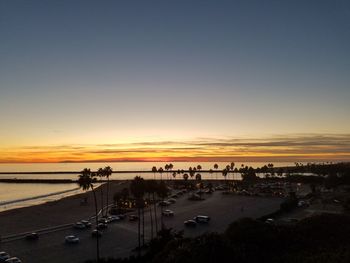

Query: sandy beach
<box><xmin>0</xmin><ymin>181</ymin><xmax>129</xmax><ymax>236</ymax></box>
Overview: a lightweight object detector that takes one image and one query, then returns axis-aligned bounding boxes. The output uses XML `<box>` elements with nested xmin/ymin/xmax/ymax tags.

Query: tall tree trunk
<box><xmin>153</xmin><ymin>193</ymin><xmax>158</xmax><ymax>234</ymax></box>
<box><xmin>160</xmin><ymin>199</ymin><xmax>164</xmax><ymax>230</ymax></box>
<box><xmin>100</xmin><ymin>184</ymin><xmax>104</xmax><ymax>216</ymax></box>
<box><xmin>106</xmin><ymin>178</ymin><xmax>110</xmax><ymax>216</ymax></box>
<box><xmin>149</xmin><ymin>193</ymin><xmax>154</xmax><ymax>239</ymax></box>
<box><xmin>92</xmin><ymin>186</ymin><xmax>100</xmax><ymax>263</ymax></box>
<box><xmin>137</xmin><ymin>205</ymin><xmax>141</xmax><ymax>257</ymax></box>
<box><xmin>142</xmin><ymin>206</ymin><xmax>145</xmax><ymax>246</ymax></box>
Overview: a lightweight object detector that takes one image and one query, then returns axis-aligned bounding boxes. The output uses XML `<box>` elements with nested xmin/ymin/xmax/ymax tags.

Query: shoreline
<box><xmin>0</xmin><ymin>181</ymin><xmax>128</xmax><ymax>236</ymax></box>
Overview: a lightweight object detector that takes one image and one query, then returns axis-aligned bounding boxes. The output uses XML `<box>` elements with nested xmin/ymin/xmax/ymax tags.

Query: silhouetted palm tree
<box><xmin>145</xmin><ymin>180</ymin><xmax>154</xmax><ymax>239</ymax></box>
<box><xmin>77</xmin><ymin>169</ymin><xmax>100</xmax><ymax>262</ymax></box>
<box><xmin>222</xmin><ymin>168</ymin><xmax>228</xmax><ymax>182</ymax></box>
<box><xmin>230</xmin><ymin>162</ymin><xmax>235</xmax><ymax>181</ymax></box>
<box><xmin>130</xmin><ymin>176</ymin><xmax>145</xmax><ymax>256</ymax></box>
<box><xmin>104</xmin><ymin>166</ymin><xmax>113</xmax><ymax>215</ymax></box>
<box><xmin>97</xmin><ymin>168</ymin><xmax>105</xmax><ymax>215</ymax></box>
<box><xmin>214</xmin><ymin>163</ymin><xmax>219</xmax><ymax>180</ymax></box>
<box><xmin>157</xmin><ymin>181</ymin><xmax>169</xmax><ymax>230</ymax></box>
<box><xmin>158</xmin><ymin>167</ymin><xmax>164</xmax><ymax>181</ymax></box>
<box><xmin>152</xmin><ymin>166</ymin><xmax>157</xmax><ymax>180</ymax></box>
<box><xmin>165</xmin><ymin>164</ymin><xmax>169</xmax><ymax>180</ymax></box>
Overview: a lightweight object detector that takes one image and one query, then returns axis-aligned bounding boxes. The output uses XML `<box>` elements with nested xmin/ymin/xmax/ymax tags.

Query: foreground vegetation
<box><xmin>87</xmin><ymin>213</ymin><xmax>350</xmax><ymax>263</ymax></box>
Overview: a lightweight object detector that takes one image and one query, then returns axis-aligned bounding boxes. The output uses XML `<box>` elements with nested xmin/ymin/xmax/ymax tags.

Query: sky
<box><xmin>0</xmin><ymin>0</ymin><xmax>350</xmax><ymax>163</ymax></box>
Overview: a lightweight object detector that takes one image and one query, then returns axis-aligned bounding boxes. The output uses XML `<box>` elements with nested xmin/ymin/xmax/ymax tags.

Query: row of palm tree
<box><xmin>77</xmin><ymin>168</ymin><xmax>100</xmax><ymax>262</ymax></box>
<box><xmin>77</xmin><ymin>166</ymin><xmax>113</xmax><ymax>263</ymax></box>
<box><xmin>129</xmin><ymin>177</ymin><xmax>169</xmax><ymax>256</ymax></box>
<box><xmin>96</xmin><ymin>166</ymin><xmax>113</xmax><ymax>216</ymax></box>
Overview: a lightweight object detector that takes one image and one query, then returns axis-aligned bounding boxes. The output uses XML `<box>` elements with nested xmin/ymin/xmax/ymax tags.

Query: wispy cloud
<box><xmin>0</xmin><ymin>134</ymin><xmax>350</xmax><ymax>163</ymax></box>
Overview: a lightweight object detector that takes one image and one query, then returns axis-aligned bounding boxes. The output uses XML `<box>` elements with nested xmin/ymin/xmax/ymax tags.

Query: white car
<box><xmin>162</xmin><ymin>209</ymin><xmax>174</xmax><ymax>217</ymax></box>
<box><xmin>194</xmin><ymin>215</ymin><xmax>210</xmax><ymax>223</ymax></box>
<box><xmin>74</xmin><ymin>222</ymin><xmax>86</xmax><ymax>229</ymax></box>
<box><xmin>5</xmin><ymin>257</ymin><xmax>22</xmax><ymax>263</ymax></box>
<box><xmin>0</xmin><ymin>252</ymin><xmax>10</xmax><ymax>261</ymax></box>
<box><xmin>107</xmin><ymin>216</ymin><xmax>120</xmax><ymax>222</ymax></box>
<box><xmin>265</xmin><ymin>218</ymin><xmax>275</xmax><ymax>224</ymax></box>
<box><xmin>167</xmin><ymin>198</ymin><xmax>176</xmax><ymax>204</ymax></box>
<box><xmin>65</xmin><ymin>235</ymin><xmax>80</xmax><ymax>244</ymax></box>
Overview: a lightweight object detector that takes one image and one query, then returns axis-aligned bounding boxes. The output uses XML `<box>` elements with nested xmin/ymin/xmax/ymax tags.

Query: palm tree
<box><xmin>158</xmin><ymin>167</ymin><xmax>164</xmax><ymax>181</ymax></box>
<box><xmin>130</xmin><ymin>176</ymin><xmax>145</xmax><ymax>256</ymax></box>
<box><xmin>169</xmin><ymin>163</ymin><xmax>174</xmax><ymax>179</ymax></box>
<box><xmin>222</xmin><ymin>168</ymin><xmax>228</xmax><ymax>182</ymax></box>
<box><xmin>183</xmin><ymin>173</ymin><xmax>189</xmax><ymax>191</ymax></box>
<box><xmin>152</xmin><ymin>166</ymin><xmax>157</xmax><ymax>180</ymax></box>
<box><xmin>97</xmin><ymin>168</ymin><xmax>105</xmax><ymax>215</ymax></box>
<box><xmin>150</xmin><ymin>180</ymin><xmax>159</xmax><ymax>234</ymax></box>
<box><xmin>164</xmin><ymin>164</ymin><xmax>169</xmax><ymax>180</ymax></box>
<box><xmin>214</xmin><ymin>163</ymin><xmax>219</xmax><ymax>180</ymax></box>
<box><xmin>104</xmin><ymin>166</ymin><xmax>113</xmax><ymax>216</ymax></box>
<box><xmin>157</xmin><ymin>181</ymin><xmax>169</xmax><ymax>230</ymax></box>
<box><xmin>77</xmin><ymin>169</ymin><xmax>100</xmax><ymax>262</ymax></box>
<box><xmin>144</xmin><ymin>180</ymin><xmax>154</xmax><ymax>239</ymax></box>
<box><xmin>195</xmin><ymin>173</ymin><xmax>203</xmax><ymax>199</ymax></box>
<box><xmin>230</xmin><ymin>162</ymin><xmax>235</xmax><ymax>181</ymax></box>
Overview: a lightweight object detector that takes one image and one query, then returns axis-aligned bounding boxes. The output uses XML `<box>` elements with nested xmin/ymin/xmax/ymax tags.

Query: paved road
<box><xmin>1</xmin><ymin>192</ymin><xmax>282</xmax><ymax>263</ymax></box>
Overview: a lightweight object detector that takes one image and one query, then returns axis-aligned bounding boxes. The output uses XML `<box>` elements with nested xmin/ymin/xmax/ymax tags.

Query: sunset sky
<box><xmin>1</xmin><ymin>0</ymin><xmax>350</xmax><ymax>163</ymax></box>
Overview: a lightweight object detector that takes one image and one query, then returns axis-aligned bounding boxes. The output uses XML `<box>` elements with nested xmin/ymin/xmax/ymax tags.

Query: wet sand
<box><xmin>0</xmin><ymin>181</ymin><xmax>129</xmax><ymax>236</ymax></box>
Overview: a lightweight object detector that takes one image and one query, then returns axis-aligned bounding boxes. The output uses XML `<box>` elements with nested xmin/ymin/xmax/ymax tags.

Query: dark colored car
<box><xmin>129</xmin><ymin>215</ymin><xmax>139</xmax><ymax>221</ymax></box>
<box><xmin>25</xmin><ymin>232</ymin><xmax>39</xmax><ymax>241</ymax></box>
<box><xmin>184</xmin><ymin>220</ymin><xmax>197</xmax><ymax>227</ymax></box>
<box><xmin>96</xmin><ymin>223</ymin><xmax>108</xmax><ymax>230</ymax></box>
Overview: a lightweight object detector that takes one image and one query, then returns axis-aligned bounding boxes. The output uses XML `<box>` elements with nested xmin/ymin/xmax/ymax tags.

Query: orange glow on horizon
<box><xmin>1</xmin><ymin>134</ymin><xmax>350</xmax><ymax>163</ymax></box>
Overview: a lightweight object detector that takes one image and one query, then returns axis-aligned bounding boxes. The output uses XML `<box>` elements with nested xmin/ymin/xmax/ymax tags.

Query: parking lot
<box><xmin>1</xmin><ymin>191</ymin><xmax>282</xmax><ymax>263</ymax></box>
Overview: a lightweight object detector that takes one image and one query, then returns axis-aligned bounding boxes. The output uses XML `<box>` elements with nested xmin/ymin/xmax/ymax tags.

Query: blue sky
<box><xmin>0</xmin><ymin>0</ymin><xmax>349</xmax><ymax>161</ymax></box>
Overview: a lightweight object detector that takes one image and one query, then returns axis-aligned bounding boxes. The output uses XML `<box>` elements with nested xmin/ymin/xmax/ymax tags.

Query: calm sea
<box><xmin>0</xmin><ymin>161</ymin><xmax>296</xmax><ymax>211</ymax></box>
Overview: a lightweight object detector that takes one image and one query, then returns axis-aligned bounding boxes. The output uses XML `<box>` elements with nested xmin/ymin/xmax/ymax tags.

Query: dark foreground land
<box><xmin>0</xmin><ymin>186</ymin><xmax>282</xmax><ymax>263</ymax></box>
<box><xmin>93</xmin><ymin>213</ymin><xmax>350</xmax><ymax>263</ymax></box>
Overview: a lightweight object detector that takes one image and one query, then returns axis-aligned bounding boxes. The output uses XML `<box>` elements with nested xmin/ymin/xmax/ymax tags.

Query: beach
<box><xmin>0</xmin><ymin>181</ymin><xmax>128</xmax><ymax>237</ymax></box>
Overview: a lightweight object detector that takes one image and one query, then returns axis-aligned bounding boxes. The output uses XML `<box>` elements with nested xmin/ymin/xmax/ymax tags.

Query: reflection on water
<box><xmin>0</xmin><ymin>183</ymin><xmax>83</xmax><ymax>212</ymax></box>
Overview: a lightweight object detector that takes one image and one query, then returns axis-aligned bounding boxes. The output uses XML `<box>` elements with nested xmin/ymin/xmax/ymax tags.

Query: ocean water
<box><xmin>0</xmin><ymin>161</ymin><xmax>296</xmax><ymax>173</ymax></box>
<box><xmin>0</xmin><ymin>183</ymin><xmax>82</xmax><ymax>212</ymax></box>
<box><xmin>0</xmin><ymin>161</ymin><xmax>296</xmax><ymax>211</ymax></box>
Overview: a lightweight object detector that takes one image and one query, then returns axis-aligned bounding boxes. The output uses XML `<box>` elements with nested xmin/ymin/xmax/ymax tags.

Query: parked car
<box><xmin>98</xmin><ymin>218</ymin><xmax>108</xmax><ymax>224</ymax></box>
<box><xmin>162</xmin><ymin>209</ymin><xmax>174</xmax><ymax>217</ymax></box>
<box><xmin>65</xmin><ymin>235</ymin><xmax>79</xmax><ymax>244</ymax></box>
<box><xmin>107</xmin><ymin>216</ymin><xmax>120</xmax><ymax>222</ymax></box>
<box><xmin>81</xmin><ymin>220</ymin><xmax>92</xmax><ymax>228</ymax></box>
<box><xmin>5</xmin><ymin>258</ymin><xmax>21</xmax><ymax>263</ymax></box>
<box><xmin>167</xmin><ymin>198</ymin><xmax>176</xmax><ymax>204</ymax></box>
<box><xmin>158</xmin><ymin>201</ymin><xmax>171</xmax><ymax>206</ymax></box>
<box><xmin>74</xmin><ymin>222</ymin><xmax>86</xmax><ymax>229</ymax></box>
<box><xmin>91</xmin><ymin>229</ymin><xmax>102</xmax><ymax>238</ymax></box>
<box><xmin>25</xmin><ymin>232</ymin><xmax>39</xmax><ymax>240</ymax></box>
<box><xmin>115</xmin><ymin>214</ymin><xmax>126</xmax><ymax>220</ymax></box>
<box><xmin>0</xmin><ymin>252</ymin><xmax>10</xmax><ymax>261</ymax></box>
<box><xmin>265</xmin><ymin>218</ymin><xmax>275</xmax><ymax>224</ymax></box>
<box><xmin>96</xmin><ymin>223</ymin><xmax>108</xmax><ymax>230</ymax></box>
<box><xmin>129</xmin><ymin>215</ymin><xmax>139</xmax><ymax>221</ymax></box>
<box><xmin>194</xmin><ymin>215</ymin><xmax>210</xmax><ymax>223</ymax></box>
<box><xmin>184</xmin><ymin>220</ymin><xmax>197</xmax><ymax>227</ymax></box>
